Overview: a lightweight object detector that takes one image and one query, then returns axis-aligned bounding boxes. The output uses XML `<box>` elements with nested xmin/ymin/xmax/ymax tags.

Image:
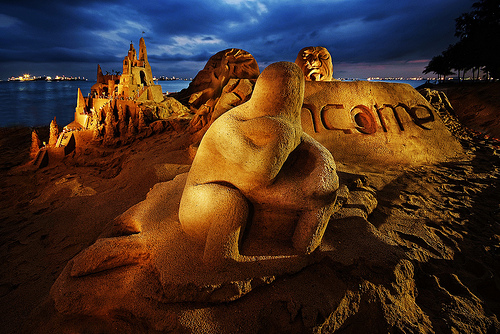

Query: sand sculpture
<box><xmin>29</xmin><ymin>37</ymin><xmax>191</xmax><ymax>169</ymax></box>
<box><xmin>179</xmin><ymin>61</ymin><xmax>339</xmax><ymax>267</ymax></box>
<box><xmin>299</xmin><ymin>80</ymin><xmax>463</xmax><ymax>165</ymax></box>
<box><xmin>292</xmin><ymin>46</ymin><xmax>462</xmax><ymax>165</ymax></box>
<box><xmin>48</xmin><ymin>117</ymin><xmax>59</xmax><ymax>146</ymax></box>
<box><xmin>295</xmin><ymin>46</ymin><xmax>334</xmax><ymax>81</ymax></box>
<box><xmin>25</xmin><ymin>48</ymin><xmax>476</xmax><ymax>332</ymax></box>
<box><xmin>79</xmin><ymin>38</ymin><xmax>191</xmax><ymax>144</ymax></box>
<box><xmin>171</xmin><ymin>48</ymin><xmax>260</xmax><ymax>132</ymax></box>
<box><xmin>30</xmin><ymin>129</ymin><xmax>41</xmax><ymax>159</ymax></box>
<box><xmin>50</xmin><ymin>62</ymin><xmax>340</xmax><ymax>323</ymax></box>
<box><xmin>72</xmin><ymin>38</ymin><xmax>166</xmax><ymax>133</ymax></box>
<box><xmin>91</xmin><ymin>38</ymin><xmax>163</xmax><ymax>103</ymax></box>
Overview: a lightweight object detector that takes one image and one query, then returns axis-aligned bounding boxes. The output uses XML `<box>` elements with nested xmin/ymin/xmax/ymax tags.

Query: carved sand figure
<box><xmin>172</xmin><ymin>48</ymin><xmax>260</xmax><ymax>132</ymax></box>
<box><xmin>48</xmin><ymin>117</ymin><xmax>59</xmax><ymax>146</ymax></box>
<box><xmin>30</xmin><ymin>129</ymin><xmax>41</xmax><ymax>159</ymax></box>
<box><xmin>48</xmin><ymin>62</ymin><xmax>340</xmax><ymax>326</ymax></box>
<box><xmin>295</xmin><ymin>46</ymin><xmax>334</xmax><ymax>81</ymax></box>
<box><xmin>39</xmin><ymin>59</ymin><xmax>469</xmax><ymax>332</ymax></box>
<box><xmin>179</xmin><ymin>61</ymin><xmax>339</xmax><ymax>267</ymax></box>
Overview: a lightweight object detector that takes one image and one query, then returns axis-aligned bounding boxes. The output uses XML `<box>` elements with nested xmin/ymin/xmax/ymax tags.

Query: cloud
<box><xmin>0</xmin><ymin>0</ymin><xmax>475</xmax><ymax>79</ymax></box>
<box><xmin>0</xmin><ymin>14</ymin><xmax>21</xmax><ymax>28</ymax></box>
<box><xmin>154</xmin><ymin>35</ymin><xmax>227</xmax><ymax>57</ymax></box>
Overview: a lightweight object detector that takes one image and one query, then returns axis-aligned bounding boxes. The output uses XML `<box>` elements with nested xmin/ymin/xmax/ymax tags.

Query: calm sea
<box><xmin>0</xmin><ymin>79</ymin><xmax>426</xmax><ymax>128</ymax></box>
<box><xmin>0</xmin><ymin>80</ymin><xmax>191</xmax><ymax>128</ymax></box>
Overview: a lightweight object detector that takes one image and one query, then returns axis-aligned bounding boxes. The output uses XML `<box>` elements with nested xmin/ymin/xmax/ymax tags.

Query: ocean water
<box><xmin>0</xmin><ymin>80</ymin><xmax>191</xmax><ymax>128</ymax></box>
<box><xmin>365</xmin><ymin>79</ymin><xmax>429</xmax><ymax>87</ymax></box>
<box><xmin>0</xmin><ymin>79</ymin><xmax>426</xmax><ymax>128</ymax></box>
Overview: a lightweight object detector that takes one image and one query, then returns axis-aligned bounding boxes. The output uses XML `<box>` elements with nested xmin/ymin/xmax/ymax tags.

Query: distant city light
<box><xmin>7</xmin><ymin>74</ymin><xmax>86</xmax><ymax>82</ymax></box>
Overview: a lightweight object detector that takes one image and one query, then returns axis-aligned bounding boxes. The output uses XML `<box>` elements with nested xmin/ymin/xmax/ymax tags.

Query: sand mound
<box><xmin>433</xmin><ymin>82</ymin><xmax>500</xmax><ymax>139</ymax></box>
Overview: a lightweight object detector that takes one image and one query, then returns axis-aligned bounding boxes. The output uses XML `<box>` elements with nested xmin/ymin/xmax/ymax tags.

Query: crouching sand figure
<box><xmin>179</xmin><ymin>61</ymin><xmax>339</xmax><ymax>267</ymax></box>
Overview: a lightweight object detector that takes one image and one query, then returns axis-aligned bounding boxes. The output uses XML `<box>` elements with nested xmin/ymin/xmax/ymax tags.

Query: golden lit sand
<box><xmin>0</xmin><ymin>83</ymin><xmax>499</xmax><ymax>333</ymax></box>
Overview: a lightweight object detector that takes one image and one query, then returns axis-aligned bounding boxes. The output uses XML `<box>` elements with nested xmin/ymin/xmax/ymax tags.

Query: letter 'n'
<box><xmin>301</xmin><ymin>103</ymin><xmax>320</xmax><ymax>133</ymax></box>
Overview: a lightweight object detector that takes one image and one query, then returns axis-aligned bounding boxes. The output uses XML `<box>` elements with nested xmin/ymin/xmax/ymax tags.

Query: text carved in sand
<box><xmin>302</xmin><ymin>102</ymin><xmax>435</xmax><ymax>134</ymax></box>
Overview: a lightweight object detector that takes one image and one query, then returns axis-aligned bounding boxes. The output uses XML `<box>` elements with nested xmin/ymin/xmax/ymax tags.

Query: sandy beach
<box><xmin>0</xmin><ymin>83</ymin><xmax>499</xmax><ymax>333</ymax></box>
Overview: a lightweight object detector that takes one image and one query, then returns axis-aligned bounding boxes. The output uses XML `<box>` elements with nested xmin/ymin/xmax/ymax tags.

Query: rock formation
<box><xmin>171</xmin><ymin>48</ymin><xmax>260</xmax><ymax>133</ymax></box>
<box><xmin>295</xmin><ymin>46</ymin><xmax>334</xmax><ymax>81</ymax></box>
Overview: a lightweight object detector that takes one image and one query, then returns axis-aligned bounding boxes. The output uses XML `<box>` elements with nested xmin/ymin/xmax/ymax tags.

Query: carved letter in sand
<box><xmin>179</xmin><ymin>61</ymin><xmax>339</xmax><ymax>267</ymax></box>
<box><xmin>295</xmin><ymin>46</ymin><xmax>334</xmax><ymax>81</ymax></box>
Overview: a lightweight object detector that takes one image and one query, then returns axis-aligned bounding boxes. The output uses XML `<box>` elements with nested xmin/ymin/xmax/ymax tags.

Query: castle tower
<box><xmin>127</xmin><ymin>42</ymin><xmax>136</xmax><ymax>64</ymax></box>
<box><xmin>138</xmin><ymin>37</ymin><xmax>148</xmax><ymax>64</ymax></box>
<box><xmin>123</xmin><ymin>54</ymin><xmax>131</xmax><ymax>75</ymax></box>
<box><xmin>96</xmin><ymin>64</ymin><xmax>104</xmax><ymax>84</ymax></box>
<box><xmin>76</xmin><ymin>88</ymin><xmax>85</xmax><ymax>113</ymax></box>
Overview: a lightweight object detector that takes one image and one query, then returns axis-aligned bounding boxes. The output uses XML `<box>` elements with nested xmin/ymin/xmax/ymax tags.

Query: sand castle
<box><xmin>29</xmin><ymin>38</ymin><xmax>190</xmax><ymax>168</ymax></box>
<box><xmin>74</xmin><ymin>37</ymin><xmax>164</xmax><ymax>130</ymax></box>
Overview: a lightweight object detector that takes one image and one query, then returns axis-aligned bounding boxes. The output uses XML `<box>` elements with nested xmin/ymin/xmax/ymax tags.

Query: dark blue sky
<box><xmin>0</xmin><ymin>0</ymin><xmax>473</xmax><ymax>80</ymax></box>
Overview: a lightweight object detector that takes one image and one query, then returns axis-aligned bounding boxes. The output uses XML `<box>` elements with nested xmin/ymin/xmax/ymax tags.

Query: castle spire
<box><xmin>139</xmin><ymin>37</ymin><xmax>148</xmax><ymax>63</ymax></box>
<box><xmin>97</xmin><ymin>64</ymin><xmax>104</xmax><ymax>84</ymax></box>
<box><xmin>76</xmin><ymin>88</ymin><xmax>85</xmax><ymax>112</ymax></box>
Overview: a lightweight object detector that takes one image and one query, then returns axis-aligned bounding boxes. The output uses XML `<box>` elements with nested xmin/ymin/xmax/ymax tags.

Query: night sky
<box><xmin>1</xmin><ymin>0</ymin><xmax>474</xmax><ymax>80</ymax></box>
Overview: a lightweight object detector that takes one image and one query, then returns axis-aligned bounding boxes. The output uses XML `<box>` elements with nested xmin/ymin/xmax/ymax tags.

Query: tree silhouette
<box><xmin>424</xmin><ymin>0</ymin><xmax>499</xmax><ymax>81</ymax></box>
<box><xmin>443</xmin><ymin>41</ymin><xmax>475</xmax><ymax>81</ymax></box>
<box><xmin>455</xmin><ymin>0</ymin><xmax>500</xmax><ymax>80</ymax></box>
<box><xmin>423</xmin><ymin>55</ymin><xmax>454</xmax><ymax>82</ymax></box>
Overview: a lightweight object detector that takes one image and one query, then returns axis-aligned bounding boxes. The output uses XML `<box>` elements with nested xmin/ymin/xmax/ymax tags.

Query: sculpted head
<box><xmin>189</xmin><ymin>48</ymin><xmax>259</xmax><ymax>107</ymax></box>
<box><xmin>295</xmin><ymin>46</ymin><xmax>333</xmax><ymax>81</ymax></box>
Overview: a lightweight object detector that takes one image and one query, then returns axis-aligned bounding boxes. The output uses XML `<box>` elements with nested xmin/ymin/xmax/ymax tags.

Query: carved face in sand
<box><xmin>295</xmin><ymin>47</ymin><xmax>333</xmax><ymax>81</ymax></box>
<box><xmin>188</xmin><ymin>48</ymin><xmax>259</xmax><ymax>108</ymax></box>
<box><xmin>173</xmin><ymin>48</ymin><xmax>259</xmax><ymax>132</ymax></box>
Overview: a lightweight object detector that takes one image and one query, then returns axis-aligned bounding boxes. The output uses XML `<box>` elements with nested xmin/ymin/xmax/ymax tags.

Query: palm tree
<box><xmin>455</xmin><ymin>0</ymin><xmax>500</xmax><ymax>80</ymax></box>
<box><xmin>423</xmin><ymin>55</ymin><xmax>454</xmax><ymax>82</ymax></box>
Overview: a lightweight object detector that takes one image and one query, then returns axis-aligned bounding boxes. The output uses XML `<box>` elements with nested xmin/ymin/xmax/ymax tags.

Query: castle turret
<box><xmin>128</xmin><ymin>42</ymin><xmax>136</xmax><ymax>63</ymax></box>
<box><xmin>96</xmin><ymin>64</ymin><xmax>104</xmax><ymax>84</ymax></box>
<box><xmin>123</xmin><ymin>55</ymin><xmax>131</xmax><ymax>75</ymax></box>
<box><xmin>76</xmin><ymin>88</ymin><xmax>85</xmax><ymax>112</ymax></box>
<box><xmin>139</xmin><ymin>37</ymin><xmax>148</xmax><ymax>64</ymax></box>
<box><xmin>49</xmin><ymin>117</ymin><xmax>59</xmax><ymax>147</ymax></box>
